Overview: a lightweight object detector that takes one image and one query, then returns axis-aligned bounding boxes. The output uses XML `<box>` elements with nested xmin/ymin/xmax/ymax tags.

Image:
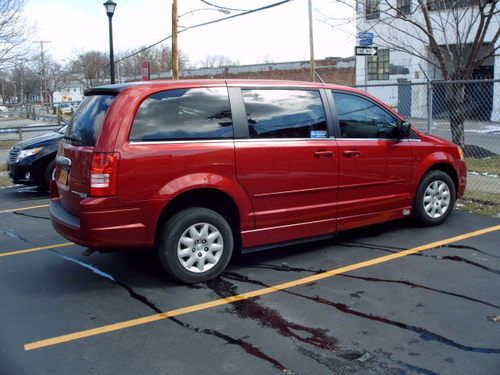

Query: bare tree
<box><xmin>70</xmin><ymin>51</ymin><xmax>109</xmax><ymax>88</ymax></box>
<box><xmin>199</xmin><ymin>54</ymin><xmax>239</xmax><ymax>68</ymax></box>
<box><xmin>0</xmin><ymin>0</ymin><xmax>29</xmax><ymax>69</ymax></box>
<box><xmin>45</xmin><ymin>59</ymin><xmax>71</xmax><ymax>105</ymax></box>
<box><xmin>326</xmin><ymin>0</ymin><xmax>500</xmax><ymax>146</ymax></box>
<box><xmin>118</xmin><ymin>45</ymin><xmax>188</xmax><ymax>79</ymax></box>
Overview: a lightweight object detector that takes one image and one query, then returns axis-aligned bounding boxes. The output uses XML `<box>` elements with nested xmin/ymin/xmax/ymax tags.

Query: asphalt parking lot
<box><xmin>0</xmin><ymin>185</ymin><xmax>499</xmax><ymax>375</ymax></box>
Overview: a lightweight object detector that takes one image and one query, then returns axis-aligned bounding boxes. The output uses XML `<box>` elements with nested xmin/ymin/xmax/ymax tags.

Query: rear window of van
<box><xmin>65</xmin><ymin>95</ymin><xmax>115</xmax><ymax>146</ymax></box>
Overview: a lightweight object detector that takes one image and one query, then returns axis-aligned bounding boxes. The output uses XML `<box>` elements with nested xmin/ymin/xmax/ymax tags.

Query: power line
<box><xmin>199</xmin><ymin>0</ymin><xmax>250</xmax><ymax>12</ymax></box>
<box><xmin>116</xmin><ymin>0</ymin><xmax>293</xmax><ymax>64</ymax></box>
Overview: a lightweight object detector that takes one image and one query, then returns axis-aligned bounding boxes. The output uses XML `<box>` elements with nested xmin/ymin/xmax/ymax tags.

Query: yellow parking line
<box><xmin>0</xmin><ymin>243</ymin><xmax>73</xmax><ymax>258</ymax></box>
<box><xmin>24</xmin><ymin>224</ymin><xmax>500</xmax><ymax>351</ymax></box>
<box><xmin>0</xmin><ymin>204</ymin><xmax>49</xmax><ymax>214</ymax></box>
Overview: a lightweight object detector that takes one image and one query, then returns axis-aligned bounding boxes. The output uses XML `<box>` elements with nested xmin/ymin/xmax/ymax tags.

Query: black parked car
<box><xmin>7</xmin><ymin>126</ymin><xmax>66</xmax><ymax>190</ymax></box>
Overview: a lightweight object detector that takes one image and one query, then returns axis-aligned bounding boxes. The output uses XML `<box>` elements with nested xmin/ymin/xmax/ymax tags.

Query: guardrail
<box><xmin>0</xmin><ymin>123</ymin><xmax>61</xmax><ymax>140</ymax></box>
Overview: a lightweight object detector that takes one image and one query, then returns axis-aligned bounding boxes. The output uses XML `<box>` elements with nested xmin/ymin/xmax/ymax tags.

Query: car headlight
<box><xmin>16</xmin><ymin>147</ymin><xmax>42</xmax><ymax>162</ymax></box>
<box><xmin>457</xmin><ymin>146</ymin><xmax>465</xmax><ymax>161</ymax></box>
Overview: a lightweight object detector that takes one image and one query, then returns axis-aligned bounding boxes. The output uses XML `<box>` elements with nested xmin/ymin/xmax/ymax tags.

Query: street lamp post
<box><xmin>103</xmin><ymin>0</ymin><xmax>117</xmax><ymax>84</ymax></box>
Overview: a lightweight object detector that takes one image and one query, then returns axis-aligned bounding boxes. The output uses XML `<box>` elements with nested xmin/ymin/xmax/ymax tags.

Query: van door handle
<box><xmin>343</xmin><ymin>150</ymin><xmax>361</xmax><ymax>157</ymax></box>
<box><xmin>314</xmin><ymin>150</ymin><xmax>334</xmax><ymax>158</ymax></box>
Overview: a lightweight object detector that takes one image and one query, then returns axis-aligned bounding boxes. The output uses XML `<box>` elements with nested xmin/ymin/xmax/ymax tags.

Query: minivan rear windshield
<box><xmin>65</xmin><ymin>95</ymin><xmax>115</xmax><ymax>146</ymax></box>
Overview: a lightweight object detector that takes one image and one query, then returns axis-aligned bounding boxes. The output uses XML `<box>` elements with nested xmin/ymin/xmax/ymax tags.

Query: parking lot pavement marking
<box><xmin>0</xmin><ymin>204</ymin><xmax>49</xmax><ymax>214</ymax></box>
<box><xmin>23</xmin><ymin>224</ymin><xmax>500</xmax><ymax>351</ymax></box>
<box><xmin>0</xmin><ymin>242</ymin><xmax>73</xmax><ymax>258</ymax></box>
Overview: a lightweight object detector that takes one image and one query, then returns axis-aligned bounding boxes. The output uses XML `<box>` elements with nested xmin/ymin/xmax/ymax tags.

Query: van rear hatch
<box><xmin>56</xmin><ymin>94</ymin><xmax>115</xmax><ymax>215</ymax></box>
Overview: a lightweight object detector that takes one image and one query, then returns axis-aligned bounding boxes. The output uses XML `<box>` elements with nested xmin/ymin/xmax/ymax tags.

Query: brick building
<box><xmin>180</xmin><ymin>57</ymin><xmax>355</xmax><ymax>85</ymax></box>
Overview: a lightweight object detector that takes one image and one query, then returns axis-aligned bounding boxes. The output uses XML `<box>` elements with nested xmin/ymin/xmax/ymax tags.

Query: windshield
<box><xmin>65</xmin><ymin>95</ymin><xmax>115</xmax><ymax>146</ymax></box>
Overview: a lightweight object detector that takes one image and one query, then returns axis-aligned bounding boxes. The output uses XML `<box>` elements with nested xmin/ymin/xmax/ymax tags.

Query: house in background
<box><xmin>355</xmin><ymin>0</ymin><xmax>499</xmax><ymax>121</ymax></box>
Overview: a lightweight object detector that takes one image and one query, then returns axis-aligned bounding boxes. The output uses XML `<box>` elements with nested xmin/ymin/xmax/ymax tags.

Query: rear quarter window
<box><xmin>65</xmin><ymin>95</ymin><xmax>115</xmax><ymax>146</ymax></box>
<box><xmin>130</xmin><ymin>87</ymin><xmax>233</xmax><ymax>141</ymax></box>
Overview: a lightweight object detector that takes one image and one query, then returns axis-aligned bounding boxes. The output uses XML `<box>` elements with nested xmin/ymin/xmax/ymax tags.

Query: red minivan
<box><xmin>50</xmin><ymin>80</ymin><xmax>467</xmax><ymax>283</ymax></box>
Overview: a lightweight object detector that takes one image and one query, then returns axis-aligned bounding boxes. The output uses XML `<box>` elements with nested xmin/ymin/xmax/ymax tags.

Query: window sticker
<box><xmin>310</xmin><ymin>130</ymin><xmax>328</xmax><ymax>138</ymax></box>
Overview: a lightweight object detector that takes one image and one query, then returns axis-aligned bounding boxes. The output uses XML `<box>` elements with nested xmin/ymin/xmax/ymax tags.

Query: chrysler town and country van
<box><xmin>50</xmin><ymin>80</ymin><xmax>467</xmax><ymax>283</ymax></box>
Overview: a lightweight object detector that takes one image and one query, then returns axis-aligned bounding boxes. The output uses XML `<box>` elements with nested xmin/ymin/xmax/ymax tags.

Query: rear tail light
<box><xmin>90</xmin><ymin>152</ymin><xmax>120</xmax><ymax>197</ymax></box>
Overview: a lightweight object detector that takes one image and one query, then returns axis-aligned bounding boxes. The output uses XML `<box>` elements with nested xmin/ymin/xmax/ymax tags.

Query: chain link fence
<box><xmin>354</xmin><ymin>79</ymin><xmax>500</xmax><ymax>217</ymax></box>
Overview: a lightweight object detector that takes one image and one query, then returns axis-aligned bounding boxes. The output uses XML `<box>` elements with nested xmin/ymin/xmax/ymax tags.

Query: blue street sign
<box><xmin>357</xmin><ymin>32</ymin><xmax>374</xmax><ymax>39</ymax></box>
<box><xmin>359</xmin><ymin>38</ymin><xmax>374</xmax><ymax>46</ymax></box>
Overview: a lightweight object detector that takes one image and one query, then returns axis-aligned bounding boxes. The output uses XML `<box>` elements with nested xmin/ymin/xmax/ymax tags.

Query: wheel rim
<box><xmin>51</xmin><ymin>168</ymin><xmax>56</xmax><ymax>181</ymax></box>
<box><xmin>177</xmin><ymin>222</ymin><xmax>224</xmax><ymax>273</ymax></box>
<box><xmin>423</xmin><ymin>179</ymin><xmax>451</xmax><ymax>219</ymax></box>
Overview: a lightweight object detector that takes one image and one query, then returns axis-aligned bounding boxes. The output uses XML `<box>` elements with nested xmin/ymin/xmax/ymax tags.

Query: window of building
<box><xmin>130</xmin><ymin>87</ymin><xmax>233</xmax><ymax>141</ymax></box>
<box><xmin>426</xmin><ymin>0</ymin><xmax>489</xmax><ymax>11</ymax></box>
<box><xmin>365</xmin><ymin>0</ymin><xmax>380</xmax><ymax>20</ymax></box>
<box><xmin>332</xmin><ymin>92</ymin><xmax>399</xmax><ymax>139</ymax></box>
<box><xmin>367</xmin><ymin>49</ymin><xmax>390</xmax><ymax>80</ymax></box>
<box><xmin>396</xmin><ymin>0</ymin><xmax>411</xmax><ymax>15</ymax></box>
<box><xmin>241</xmin><ymin>89</ymin><xmax>328</xmax><ymax>139</ymax></box>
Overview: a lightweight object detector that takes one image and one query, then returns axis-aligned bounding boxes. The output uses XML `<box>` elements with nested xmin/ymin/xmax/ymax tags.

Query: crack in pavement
<box><xmin>168</xmin><ymin>316</ymin><xmax>300</xmax><ymax>374</ymax></box>
<box><xmin>0</xmin><ymin>228</ymin><xmax>38</xmax><ymax>246</ymax></box>
<box><xmin>50</xmin><ymin>251</ymin><xmax>298</xmax><ymax>374</ymax></box>
<box><xmin>338</xmin><ymin>274</ymin><xmax>500</xmax><ymax>309</ymax></box>
<box><xmin>339</xmin><ymin>243</ymin><xmax>500</xmax><ymax>276</ymax></box>
<box><xmin>223</xmin><ymin>272</ymin><xmax>500</xmax><ymax>354</ymax></box>
<box><xmin>12</xmin><ymin>211</ymin><xmax>51</xmax><ymax>220</ymax></box>
<box><xmin>349</xmin><ymin>241</ymin><xmax>500</xmax><ymax>261</ymax></box>
<box><xmin>238</xmin><ymin>262</ymin><xmax>499</xmax><ymax>309</ymax></box>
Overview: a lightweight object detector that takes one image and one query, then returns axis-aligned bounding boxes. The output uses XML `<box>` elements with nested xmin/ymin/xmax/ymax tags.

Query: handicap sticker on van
<box><xmin>310</xmin><ymin>130</ymin><xmax>328</xmax><ymax>138</ymax></box>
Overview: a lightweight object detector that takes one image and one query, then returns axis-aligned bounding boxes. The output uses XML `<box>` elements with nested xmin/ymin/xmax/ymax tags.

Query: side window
<box><xmin>242</xmin><ymin>89</ymin><xmax>328</xmax><ymax>139</ymax></box>
<box><xmin>332</xmin><ymin>92</ymin><xmax>398</xmax><ymax>139</ymax></box>
<box><xmin>130</xmin><ymin>87</ymin><xmax>233</xmax><ymax>141</ymax></box>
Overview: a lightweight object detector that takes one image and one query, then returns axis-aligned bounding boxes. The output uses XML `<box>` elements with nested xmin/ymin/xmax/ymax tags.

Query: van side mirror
<box><xmin>398</xmin><ymin>121</ymin><xmax>411</xmax><ymax>139</ymax></box>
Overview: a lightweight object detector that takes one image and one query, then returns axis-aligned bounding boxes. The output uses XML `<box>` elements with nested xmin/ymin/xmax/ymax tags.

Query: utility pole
<box><xmin>171</xmin><ymin>0</ymin><xmax>179</xmax><ymax>80</ymax></box>
<box><xmin>308</xmin><ymin>0</ymin><xmax>315</xmax><ymax>82</ymax></box>
<box><xmin>34</xmin><ymin>40</ymin><xmax>50</xmax><ymax>106</ymax></box>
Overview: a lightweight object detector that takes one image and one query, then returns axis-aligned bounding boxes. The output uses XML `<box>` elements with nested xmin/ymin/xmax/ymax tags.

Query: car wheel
<box><xmin>414</xmin><ymin>170</ymin><xmax>456</xmax><ymax>226</ymax></box>
<box><xmin>158</xmin><ymin>207</ymin><xmax>234</xmax><ymax>283</ymax></box>
<box><xmin>43</xmin><ymin>159</ymin><xmax>56</xmax><ymax>191</ymax></box>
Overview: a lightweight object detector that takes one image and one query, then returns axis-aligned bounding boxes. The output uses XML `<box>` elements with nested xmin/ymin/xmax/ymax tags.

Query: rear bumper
<box><xmin>49</xmin><ymin>198</ymin><xmax>154</xmax><ymax>250</ymax></box>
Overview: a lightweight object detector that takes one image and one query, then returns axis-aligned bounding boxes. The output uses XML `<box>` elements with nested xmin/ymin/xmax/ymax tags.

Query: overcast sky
<box><xmin>24</xmin><ymin>0</ymin><xmax>355</xmax><ymax>67</ymax></box>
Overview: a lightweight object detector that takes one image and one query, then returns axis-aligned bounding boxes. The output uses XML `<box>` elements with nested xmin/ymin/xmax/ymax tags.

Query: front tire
<box><xmin>42</xmin><ymin>159</ymin><xmax>56</xmax><ymax>191</ymax></box>
<box><xmin>158</xmin><ymin>207</ymin><xmax>234</xmax><ymax>283</ymax></box>
<box><xmin>414</xmin><ymin>170</ymin><xmax>456</xmax><ymax>226</ymax></box>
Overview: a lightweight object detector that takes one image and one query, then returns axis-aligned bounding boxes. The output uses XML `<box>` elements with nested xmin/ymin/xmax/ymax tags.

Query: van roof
<box><xmin>84</xmin><ymin>79</ymin><xmax>355</xmax><ymax>96</ymax></box>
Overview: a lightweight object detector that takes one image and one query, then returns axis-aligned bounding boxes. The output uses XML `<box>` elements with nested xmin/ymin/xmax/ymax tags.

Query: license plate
<box><xmin>58</xmin><ymin>167</ymin><xmax>69</xmax><ymax>186</ymax></box>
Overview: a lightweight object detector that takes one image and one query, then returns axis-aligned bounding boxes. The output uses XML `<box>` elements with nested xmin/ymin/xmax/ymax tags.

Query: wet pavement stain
<box><xmin>50</xmin><ymin>251</ymin><xmax>299</xmax><ymax>374</ymax></box>
<box><xmin>224</xmin><ymin>272</ymin><xmax>500</xmax><ymax>354</ymax></box>
<box><xmin>206</xmin><ymin>276</ymin><xmax>339</xmax><ymax>351</ymax></box>
<box><xmin>168</xmin><ymin>317</ymin><xmax>300</xmax><ymax>374</ymax></box>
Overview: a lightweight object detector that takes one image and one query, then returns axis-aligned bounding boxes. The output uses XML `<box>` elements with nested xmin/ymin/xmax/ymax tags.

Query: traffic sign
<box><xmin>357</xmin><ymin>32</ymin><xmax>374</xmax><ymax>39</ymax></box>
<box><xmin>141</xmin><ymin>61</ymin><xmax>150</xmax><ymax>81</ymax></box>
<box><xmin>355</xmin><ymin>46</ymin><xmax>378</xmax><ymax>56</ymax></box>
<box><xmin>359</xmin><ymin>38</ymin><xmax>374</xmax><ymax>46</ymax></box>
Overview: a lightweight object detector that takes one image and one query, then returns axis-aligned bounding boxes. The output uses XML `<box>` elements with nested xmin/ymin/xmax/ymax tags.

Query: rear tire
<box><xmin>414</xmin><ymin>170</ymin><xmax>456</xmax><ymax>226</ymax></box>
<box><xmin>157</xmin><ymin>207</ymin><xmax>234</xmax><ymax>283</ymax></box>
<box><xmin>42</xmin><ymin>159</ymin><xmax>56</xmax><ymax>191</ymax></box>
